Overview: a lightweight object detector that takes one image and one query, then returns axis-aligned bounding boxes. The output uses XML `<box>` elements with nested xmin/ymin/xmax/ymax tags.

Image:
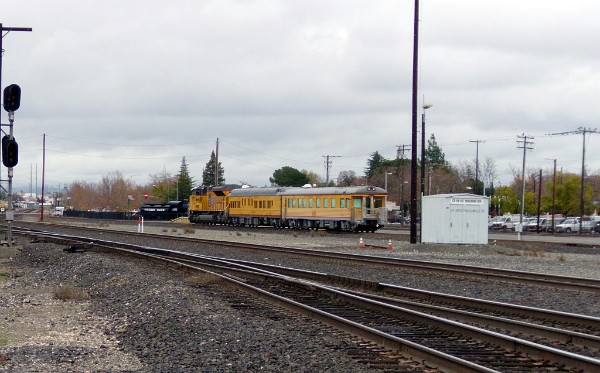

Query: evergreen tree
<box><xmin>175</xmin><ymin>157</ymin><xmax>194</xmax><ymax>201</ymax></box>
<box><xmin>425</xmin><ymin>134</ymin><xmax>447</xmax><ymax>169</ymax></box>
<box><xmin>202</xmin><ymin>151</ymin><xmax>225</xmax><ymax>186</ymax></box>
<box><xmin>365</xmin><ymin>151</ymin><xmax>387</xmax><ymax>179</ymax></box>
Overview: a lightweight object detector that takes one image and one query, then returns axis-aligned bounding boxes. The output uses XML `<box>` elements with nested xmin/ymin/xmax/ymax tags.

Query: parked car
<box><xmin>580</xmin><ymin>217</ymin><xmax>599</xmax><ymax>234</ymax></box>
<box><xmin>488</xmin><ymin>216</ymin><xmax>501</xmax><ymax>230</ymax></box>
<box><xmin>541</xmin><ymin>217</ymin><xmax>564</xmax><ymax>232</ymax></box>
<box><xmin>521</xmin><ymin>217</ymin><xmax>532</xmax><ymax>231</ymax></box>
<box><xmin>524</xmin><ymin>217</ymin><xmax>546</xmax><ymax>232</ymax></box>
<box><xmin>594</xmin><ymin>221</ymin><xmax>600</xmax><ymax>234</ymax></box>
<box><xmin>555</xmin><ymin>218</ymin><xmax>581</xmax><ymax>233</ymax></box>
<box><xmin>490</xmin><ymin>215</ymin><xmax>517</xmax><ymax>230</ymax></box>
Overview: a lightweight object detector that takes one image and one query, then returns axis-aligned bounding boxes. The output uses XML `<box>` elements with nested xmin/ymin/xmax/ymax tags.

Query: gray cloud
<box><xmin>2</xmin><ymin>0</ymin><xmax>599</xmax><ymax>194</ymax></box>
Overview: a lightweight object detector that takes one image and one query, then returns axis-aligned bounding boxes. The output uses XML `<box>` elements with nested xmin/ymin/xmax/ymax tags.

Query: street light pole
<box><xmin>421</xmin><ymin>104</ymin><xmax>432</xmax><ymax>197</ymax></box>
<box><xmin>384</xmin><ymin>172</ymin><xmax>393</xmax><ymax>191</ymax></box>
<box><xmin>420</xmin><ymin>104</ymin><xmax>432</xmax><ymax>244</ymax></box>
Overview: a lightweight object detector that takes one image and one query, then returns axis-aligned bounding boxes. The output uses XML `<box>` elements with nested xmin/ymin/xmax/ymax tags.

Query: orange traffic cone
<box><xmin>359</xmin><ymin>237</ymin><xmax>365</xmax><ymax>249</ymax></box>
<box><xmin>387</xmin><ymin>239</ymin><xmax>393</xmax><ymax>250</ymax></box>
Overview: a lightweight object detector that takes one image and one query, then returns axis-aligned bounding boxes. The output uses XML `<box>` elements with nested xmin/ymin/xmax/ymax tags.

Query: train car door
<box><xmin>352</xmin><ymin>197</ymin><xmax>363</xmax><ymax>222</ymax></box>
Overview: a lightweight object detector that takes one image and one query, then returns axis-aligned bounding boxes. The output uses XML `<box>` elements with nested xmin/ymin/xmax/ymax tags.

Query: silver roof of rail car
<box><xmin>228</xmin><ymin>186</ymin><xmax>387</xmax><ymax>197</ymax></box>
<box><xmin>228</xmin><ymin>187</ymin><xmax>285</xmax><ymax>197</ymax></box>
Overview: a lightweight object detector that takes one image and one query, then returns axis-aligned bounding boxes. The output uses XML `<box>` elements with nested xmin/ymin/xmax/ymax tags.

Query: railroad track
<box><xmin>13</xmin><ymin>227</ymin><xmax>600</xmax><ymax>372</ymax></box>
<box><xmin>14</xmin><ymin>221</ymin><xmax>600</xmax><ymax>294</ymax></box>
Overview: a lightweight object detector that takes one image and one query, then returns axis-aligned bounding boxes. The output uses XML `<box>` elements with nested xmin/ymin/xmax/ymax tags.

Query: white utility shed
<box><xmin>422</xmin><ymin>193</ymin><xmax>489</xmax><ymax>244</ymax></box>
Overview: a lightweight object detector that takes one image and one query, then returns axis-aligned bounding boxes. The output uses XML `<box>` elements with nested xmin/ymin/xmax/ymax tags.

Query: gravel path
<box><xmin>2</xmin><ymin>221</ymin><xmax>600</xmax><ymax>372</ymax></box>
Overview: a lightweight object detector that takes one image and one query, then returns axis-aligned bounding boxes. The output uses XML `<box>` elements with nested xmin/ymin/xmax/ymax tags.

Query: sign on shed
<box><xmin>422</xmin><ymin>193</ymin><xmax>489</xmax><ymax>244</ymax></box>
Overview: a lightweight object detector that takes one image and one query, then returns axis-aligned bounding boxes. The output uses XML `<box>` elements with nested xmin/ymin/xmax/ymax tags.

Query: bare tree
<box><xmin>337</xmin><ymin>170</ymin><xmax>358</xmax><ymax>187</ymax></box>
<box><xmin>481</xmin><ymin>157</ymin><xmax>497</xmax><ymax>191</ymax></box>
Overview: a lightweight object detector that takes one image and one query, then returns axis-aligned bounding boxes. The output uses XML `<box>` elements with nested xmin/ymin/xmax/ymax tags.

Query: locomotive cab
<box><xmin>188</xmin><ymin>184</ymin><xmax>239</xmax><ymax>224</ymax></box>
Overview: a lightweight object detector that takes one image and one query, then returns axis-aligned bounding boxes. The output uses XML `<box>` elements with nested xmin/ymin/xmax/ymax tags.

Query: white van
<box><xmin>52</xmin><ymin>206</ymin><xmax>65</xmax><ymax>216</ymax></box>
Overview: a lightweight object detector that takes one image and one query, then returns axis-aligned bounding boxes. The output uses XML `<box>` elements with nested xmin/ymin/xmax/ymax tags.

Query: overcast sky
<box><xmin>2</xmin><ymin>1</ymin><xmax>600</xmax><ymax>195</ymax></box>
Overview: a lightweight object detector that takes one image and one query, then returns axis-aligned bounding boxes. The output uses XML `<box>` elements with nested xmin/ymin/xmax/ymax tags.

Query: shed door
<box><xmin>449</xmin><ymin>210</ymin><xmax>465</xmax><ymax>243</ymax></box>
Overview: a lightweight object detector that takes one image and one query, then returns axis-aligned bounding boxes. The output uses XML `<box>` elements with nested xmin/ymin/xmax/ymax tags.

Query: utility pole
<box><xmin>551</xmin><ymin>159</ymin><xmax>556</xmax><ymax>233</ymax></box>
<box><xmin>322</xmin><ymin>155</ymin><xmax>341</xmax><ymax>186</ymax></box>
<box><xmin>410</xmin><ymin>0</ymin><xmax>420</xmax><ymax>244</ymax></box>
<box><xmin>516</xmin><ymin>134</ymin><xmax>534</xmax><ymax>232</ymax></box>
<box><xmin>546</xmin><ymin>127</ymin><xmax>598</xmax><ymax>234</ymax></box>
<box><xmin>215</xmin><ymin>138</ymin><xmax>219</xmax><ymax>186</ymax></box>
<box><xmin>470</xmin><ymin>140</ymin><xmax>483</xmax><ymax>194</ymax></box>
<box><xmin>536</xmin><ymin>169</ymin><xmax>542</xmax><ymax>232</ymax></box>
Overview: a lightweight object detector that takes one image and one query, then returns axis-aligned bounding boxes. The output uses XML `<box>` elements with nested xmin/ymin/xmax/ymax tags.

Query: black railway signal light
<box><xmin>2</xmin><ymin>136</ymin><xmax>18</xmax><ymax>168</ymax></box>
<box><xmin>3</xmin><ymin>84</ymin><xmax>21</xmax><ymax>112</ymax></box>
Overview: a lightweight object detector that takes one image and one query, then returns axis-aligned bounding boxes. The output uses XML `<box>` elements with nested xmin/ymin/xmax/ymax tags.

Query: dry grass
<box><xmin>54</xmin><ymin>285</ymin><xmax>90</xmax><ymax>301</ymax></box>
<box><xmin>183</xmin><ymin>227</ymin><xmax>196</xmax><ymax>234</ymax></box>
<box><xmin>558</xmin><ymin>254</ymin><xmax>567</xmax><ymax>262</ymax></box>
<box><xmin>185</xmin><ymin>273</ymin><xmax>223</xmax><ymax>287</ymax></box>
<box><xmin>0</xmin><ymin>334</ymin><xmax>8</xmax><ymax>346</ymax></box>
<box><xmin>309</xmin><ymin>230</ymin><xmax>327</xmax><ymax>237</ymax></box>
<box><xmin>495</xmin><ymin>247</ymin><xmax>546</xmax><ymax>257</ymax></box>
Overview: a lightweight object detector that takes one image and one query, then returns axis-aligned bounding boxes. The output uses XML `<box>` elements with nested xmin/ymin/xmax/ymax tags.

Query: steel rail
<box><xmin>15</xmin><ymin>225</ymin><xmax>600</xmax><ymax>330</ymax></box>
<box><xmin>98</xmin><ymin>244</ymin><xmax>600</xmax><ymax>372</ymax></box>
<box><xmin>14</xmin><ymin>222</ymin><xmax>600</xmax><ymax>293</ymax></box>
<box><xmin>140</xmin><ymin>251</ymin><xmax>600</xmax><ymax>351</ymax></box>
<box><xmin>84</xmin><ymin>244</ymin><xmax>498</xmax><ymax>372</ymax></box>
<box><xmin>16</xmin><ymin>227</ymin><xmax>600</xmax><ymax>371</ymax></box>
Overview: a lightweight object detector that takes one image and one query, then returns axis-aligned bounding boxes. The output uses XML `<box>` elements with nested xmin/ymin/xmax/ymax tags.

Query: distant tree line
<box><xmin>38</xmin><ymin>135</ymin><xmax>598</xmax><ymax>217</ymax></box>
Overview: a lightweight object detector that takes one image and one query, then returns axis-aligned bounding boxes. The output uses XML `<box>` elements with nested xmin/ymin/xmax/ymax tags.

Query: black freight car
<box><xmin>138</xmin><ymin>200</ymin><xmax>188</xmax><ymax>221</ymax></box>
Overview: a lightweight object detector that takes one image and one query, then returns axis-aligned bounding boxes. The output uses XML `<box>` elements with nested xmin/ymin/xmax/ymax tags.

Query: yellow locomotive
<box><xmin>188</xmin><ymin>184</ymin><xmax>239</xmax><ymax>224</ymax></box>
<box><xmin>189</xmin><ymin>185</ymin><xmax>387</xmax><ymax>232</ymax></box>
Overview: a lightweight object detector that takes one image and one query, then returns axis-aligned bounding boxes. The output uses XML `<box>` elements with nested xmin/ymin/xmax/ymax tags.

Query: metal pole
<box><xmin>579</xmin><ymin>130</ymin><xmax>586</xmax><ymax>234</ymax></box>
<box><xmin>536</xmin><ymin>169</ymin><xmax>542</xmax><ymax>232</ymax></box>
<box><xmin>409</xmin><ymin>0</ymin><xmax>420</xmax><ymax>244</ymax></box>
<box><xmin>552</xmin><ymin>159</ymin><xmax>556</xmax><ymax>233</ymax></box>
<box><xmin>215</xmin><ymin>138</ymin><xmax>219</xmax><ymax>186</ymax></box>
<box><xmin>420</xmin><ymin>112</ymin><xmax>425</xmax><ymax>197</ymax></box>
<box><xmin>41</xmin><ymin>134</ymin><xmax>46</xmax><ymax>221</ymax></box>
<box><xmin>470</xmin><ymin>140</ymin><xmax>481</xmax><ymax>194</ymax></box>
<box><xmin>1</xmin><ymin>24</ymin><xmax>32</xmax><ymax>242</ymax></box>
<box><xmin>520</xmin><ymin>139</ymin><xmax>527</xmax><ymax>227</ymax></box>
<box><xmin>517</xmin><ymin>134</ymin><xmax>533</xmax><ymax>233</ymax></box>
<box><xmin>6</xmin><ymin>113</ymin><xmax>14</xmax><ymax>244</ymax></box>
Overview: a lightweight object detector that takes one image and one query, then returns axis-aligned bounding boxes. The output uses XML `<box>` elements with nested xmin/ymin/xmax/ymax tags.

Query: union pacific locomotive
<box><xmin>189</xmin><ymin>185</ymin><xmax>388</xmax><ymax>232</ymax></box>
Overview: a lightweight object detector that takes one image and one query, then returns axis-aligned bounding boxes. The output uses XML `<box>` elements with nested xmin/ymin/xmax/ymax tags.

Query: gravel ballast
<box><xmin>2</xmin><ymin>222</ymin><xmax>600</xmax><ymax>372</ymax></box>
